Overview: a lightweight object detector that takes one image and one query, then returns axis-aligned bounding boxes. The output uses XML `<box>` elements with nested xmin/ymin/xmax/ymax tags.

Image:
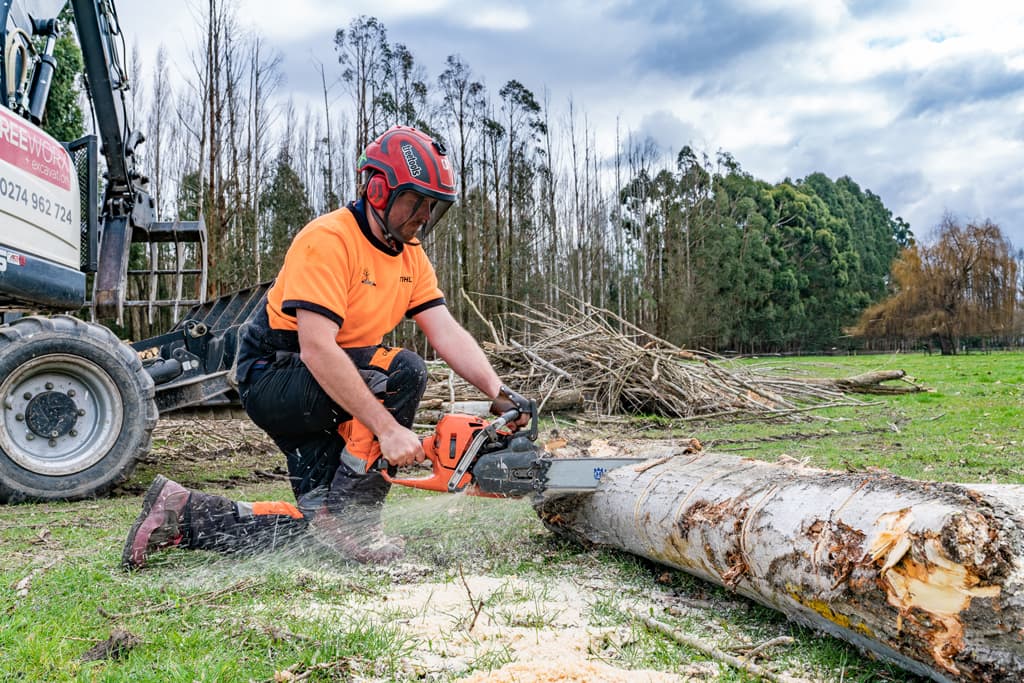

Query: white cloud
<box><xmin>461</xmin><ymin>6</ymin><xmax>531</xmax><ymax>31</ymax></box>
<box><xmin>111</xmin><ymin>0</ymin><xmax>1024</xmax><ymax>248</ymax></box>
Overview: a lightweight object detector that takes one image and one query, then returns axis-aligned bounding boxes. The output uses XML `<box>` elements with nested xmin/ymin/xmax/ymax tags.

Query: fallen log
<box><xmin>804</xmin><ymin>369</ymin><xmax>926</xmax><ymax>395</ymax></box>
<box><xmin>535</xmin><ymin>449</ymin><xmax>1024</xmax><ymax>682</ymax></box>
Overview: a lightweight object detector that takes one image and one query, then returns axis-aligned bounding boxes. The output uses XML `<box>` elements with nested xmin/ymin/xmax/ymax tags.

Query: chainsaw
<box><xmin>376</xmin><ymin>402</ymin><xmax>642</xmax><ymax>498</ymax></box>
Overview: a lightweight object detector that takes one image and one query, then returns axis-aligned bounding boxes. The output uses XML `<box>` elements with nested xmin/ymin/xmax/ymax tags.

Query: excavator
<box><xmin>0</xmin><ymin>0</ymin><xmax>265</xmax><ymax>502</ymax></box>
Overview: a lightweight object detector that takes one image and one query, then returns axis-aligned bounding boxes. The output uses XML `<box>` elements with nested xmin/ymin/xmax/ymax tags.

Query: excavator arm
<box><xmin>70</xmin><ymin>0</ymin><xmax>157</xmax><ymax>319</ymax></box>
<box><xmin>70</xmin><ymin>0</ymin><xmax>209</xmax><ymax>322</ymax></box>
<box><xmin>0</xmin><ymin>0</ymin><xmax>205</xmax><ymax>320</ymax></box>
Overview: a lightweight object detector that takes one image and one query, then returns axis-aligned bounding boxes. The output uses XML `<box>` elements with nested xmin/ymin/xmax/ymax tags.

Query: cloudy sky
<box><xmin>115</xmin><ymin>0</ymin><xmax>1024</xmax><ymax>249</ymax></box>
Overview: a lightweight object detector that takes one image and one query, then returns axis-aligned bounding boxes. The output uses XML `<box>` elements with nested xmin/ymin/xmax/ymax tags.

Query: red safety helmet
<box><xmin>358</xmin><ymin>125</ymin><xmax>456</xmax><ymax>241</ymax></box>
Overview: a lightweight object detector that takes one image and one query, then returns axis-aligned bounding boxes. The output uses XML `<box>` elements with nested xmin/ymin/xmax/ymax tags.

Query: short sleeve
<box><xmin>405</xmin><ymin>248</ymin><xmax>445</xmax><ymax>317</ymax></box>
<box><xmin>279</xmin><ymin>224</ymin><xmax>352</xmax><ymax>327</ymax></box>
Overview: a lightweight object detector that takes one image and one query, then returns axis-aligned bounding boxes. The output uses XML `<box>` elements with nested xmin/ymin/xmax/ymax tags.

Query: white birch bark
<box><xmin>535</xmin><ymin>449</ymin><xmax>1024</xmax><ymax>683</ymax></box>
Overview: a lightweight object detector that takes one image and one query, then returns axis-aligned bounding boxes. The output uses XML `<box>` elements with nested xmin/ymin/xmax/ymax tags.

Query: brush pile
<box><xmin>423</xmin><ymin>302</ymin><xmax>924</xmax><ymax>420</ymax></box>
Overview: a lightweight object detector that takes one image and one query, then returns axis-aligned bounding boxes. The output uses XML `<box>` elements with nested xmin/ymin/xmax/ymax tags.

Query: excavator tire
<box><xmin>0</xmin><ymin>315</ymin><xmax>157</xmax><ymax>502</ymax></box>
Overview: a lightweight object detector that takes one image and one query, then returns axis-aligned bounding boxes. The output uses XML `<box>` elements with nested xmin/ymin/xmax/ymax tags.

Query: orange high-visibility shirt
<box><xmin>265</xmin><ymin>203</ymin><xmax>445</xmax><ymax>346</ymax></box>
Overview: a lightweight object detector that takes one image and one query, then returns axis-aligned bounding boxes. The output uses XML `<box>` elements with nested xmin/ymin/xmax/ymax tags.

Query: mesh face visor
<box><xmin>382</xmin><ymin>191</ymin><xmax>455</xmax><ymax>244</ymax></box>
<box><xmin>421</xmin><ymin>198</ymin><xmax>454</xmax><ymax>238</ymax></box>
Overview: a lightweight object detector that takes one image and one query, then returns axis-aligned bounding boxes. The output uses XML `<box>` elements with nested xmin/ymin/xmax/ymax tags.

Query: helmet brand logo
<box><xmin>401</xmin><ymin>143</ymin><xmax>423</xmax><ymax>178</ymax></box>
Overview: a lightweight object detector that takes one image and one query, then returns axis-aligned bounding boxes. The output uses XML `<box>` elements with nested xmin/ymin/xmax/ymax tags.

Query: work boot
<box><xmin>309</xmin><ymin>505</ymin><xmax>405</xmax><ymax>564</ymax></box>
<box><xmin>121</xmin><ymin>475</ymin><xmax>190</xmax><ymax>570</ymax></box>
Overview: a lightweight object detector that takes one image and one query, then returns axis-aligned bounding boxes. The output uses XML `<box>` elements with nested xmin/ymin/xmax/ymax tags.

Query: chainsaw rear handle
<box><xmin>377</xmin><ymin>421</ymin><xmax>478</xmax><ymax>492</ymax></box>
<box><xmin>371</xmin><ymin>458</ymin><xmax>398</xmax><ymax>477</ymax></box>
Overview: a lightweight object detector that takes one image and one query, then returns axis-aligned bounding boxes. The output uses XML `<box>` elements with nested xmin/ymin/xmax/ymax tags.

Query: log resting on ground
<box><xmin>535</xmin><ymin>449</ymin><xmax>1024</xmax><ymax>683</ymax></box>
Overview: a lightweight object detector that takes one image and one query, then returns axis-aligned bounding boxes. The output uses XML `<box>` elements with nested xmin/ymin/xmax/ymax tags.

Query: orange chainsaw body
<box><xmin>382</xmin><ymin>413</ymin><xmax>489</xmax><ymax>493</ymax></box>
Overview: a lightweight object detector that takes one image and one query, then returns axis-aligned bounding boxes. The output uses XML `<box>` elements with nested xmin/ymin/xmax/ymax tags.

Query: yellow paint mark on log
<box><xmin>868</xmin><ymin>508</ymin><xmax>1001</xmax><ymax>675</ymax></box>
<box><xmin>804</xmin><ymin>598</ymin><xmax>851</xmax><ymax>628</ymax></box>
<box><xmin>787</xmin><ymin>592</ymin><xmax>874</xmax><ymax>637</ymax></box>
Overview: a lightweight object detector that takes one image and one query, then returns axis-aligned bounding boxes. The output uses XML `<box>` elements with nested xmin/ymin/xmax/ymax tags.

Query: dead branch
<box><xmin>739</xmin><ymin>636</ymin><xmax>795</xmax><ymax>660</ymax></box>
<box><xmin>633</xmin><ymin>611</ymin><xmax>788</xmax><ymax>682</ymax></box>
<box><xmin>458</xmin><ymin>563</ymin><xmax>484</xmax><ymax>632</ymax></box>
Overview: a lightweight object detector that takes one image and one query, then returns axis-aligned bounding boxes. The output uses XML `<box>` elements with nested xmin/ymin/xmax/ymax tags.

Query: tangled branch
<box><xmin>425</xmin><ymin>296</ymin><xmax>925</xmax><ymax>421</ymax></box>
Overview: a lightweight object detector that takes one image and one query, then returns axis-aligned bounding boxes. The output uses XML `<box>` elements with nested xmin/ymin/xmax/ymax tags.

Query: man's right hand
<box><xmin>378</xmin><ymin>426</ymin><xmax>426</xmax><ymax>468</ymax></box>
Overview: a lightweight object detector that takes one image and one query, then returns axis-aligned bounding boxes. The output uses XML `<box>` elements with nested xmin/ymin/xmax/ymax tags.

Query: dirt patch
<box><xmin>119</xmin><ymin>418</ymin><xmax>283</xmax><ymax>494</ymax></box>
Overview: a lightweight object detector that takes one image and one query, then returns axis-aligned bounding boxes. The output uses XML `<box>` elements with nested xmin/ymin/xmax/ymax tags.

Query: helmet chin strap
<box><xmin>367</xmin><ymin>196</ymin><xmax>425</xmax><ymax>247</ymax></box>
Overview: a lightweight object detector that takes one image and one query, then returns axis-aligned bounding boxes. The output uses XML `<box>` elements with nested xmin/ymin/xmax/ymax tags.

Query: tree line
<box><xmin>50</xmin><ymin>2</ymin><xmax>1023</xmax><ymax>353</ymax></box>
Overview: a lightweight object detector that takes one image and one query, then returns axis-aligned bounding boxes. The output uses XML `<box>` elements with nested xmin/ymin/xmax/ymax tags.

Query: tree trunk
<box><xmin>535</xmin><ymin>450</ymin><xmax>1024</xmax><ymax>683</ymax></box>
<box><xmin>804</xmin><ymin>369</ymin><xmax>925</xmax><ymax>395</ymax></box>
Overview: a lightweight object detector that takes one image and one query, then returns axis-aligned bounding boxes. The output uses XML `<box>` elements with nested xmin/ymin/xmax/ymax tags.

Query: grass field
<box><xmin>701</xmin><ymin>350</ymin><xmax>1023</xmax><ymax>482</ymax></box>
<box><xmin>1</xmin><ymin>351</ymin><xmax>1021</xmax><ymax>682</ymax></box>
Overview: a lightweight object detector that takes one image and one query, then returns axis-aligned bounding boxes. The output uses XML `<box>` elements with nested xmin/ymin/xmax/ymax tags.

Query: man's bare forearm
<box><xmin>418</xmin><ymin>309</ymin><xmax>501</xmax><ymax>398</ymax></box>
<box><xmin>296</xmin><ymin>310</ymin><xmax>397</xmax><ymax>436</ymax></box>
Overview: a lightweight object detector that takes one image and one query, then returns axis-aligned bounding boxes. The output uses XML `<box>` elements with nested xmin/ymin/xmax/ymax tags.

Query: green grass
<box><xmin>684</xmin><ymin>350</ymin><xmax>1024</xmax><ymax>483</ymax></box>
<box><xmin>3</xmin><ymin>351</ymin><xmax>1021</xmax><ymax>681</ymax></box>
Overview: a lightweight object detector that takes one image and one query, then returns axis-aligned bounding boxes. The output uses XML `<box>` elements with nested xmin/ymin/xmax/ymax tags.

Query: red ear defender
<box><xmin>365</xmin><ymin>174</ymin><xmax>389</xmax><ymax>211</ymax></box>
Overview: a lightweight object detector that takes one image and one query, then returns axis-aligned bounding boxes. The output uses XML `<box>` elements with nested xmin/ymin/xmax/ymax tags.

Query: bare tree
<box><xmin>316</xmin><ymin>59</ymin><xmax>340</xmax><ymax>212</ymax></box>
<box><xmin>437</xmin><ymin>54</ymin><xmax>486</xmax><ymax>316</ymax></box>
<box><xmin>147</xmin><ymin>46</ymin><xmax>173</xmax><ymax>218</ymax></box>
<box><xmin>335</xmin><ymin>15</ymin><xmax>388</xmax><ymax>185</ymax></box>
<box><xmin>246</xmin><ymin>37</ymin><xmax>282</xmax><ymax>281</ymax></box>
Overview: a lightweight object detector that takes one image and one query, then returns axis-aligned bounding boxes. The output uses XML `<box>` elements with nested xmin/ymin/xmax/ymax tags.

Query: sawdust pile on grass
<box><xmin>459</xmin><ymin>659</ymin><xmax>683</xmax><ymax>682</ymax></box>
<box><xmin>295</xmin><ymin>569</ymin><xmax>688</xmax><ymax>682</ymax></box>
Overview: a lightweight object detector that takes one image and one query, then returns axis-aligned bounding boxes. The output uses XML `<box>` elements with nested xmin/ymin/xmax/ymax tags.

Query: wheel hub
<box><xmin>25</xmin><ymin>391</ymin><xmax>79</xmax><ymax>438</ymax></box>
<box><xmin>0</xmin><ymin>354</ymin><xmax>122</xmax><ymax>476</ymax></box>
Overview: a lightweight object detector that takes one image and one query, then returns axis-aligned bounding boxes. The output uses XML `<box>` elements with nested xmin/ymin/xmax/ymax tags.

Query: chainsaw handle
<box><xmin>371</xmin><ymin>458</ymin><xmax>398</xmax><ymax>477</ymax></box>
<box><xmin>491</xmin><ymin>408</ymin><xmax>521</xmax><ymax>431</ymax></box>
<box><xmin>379</xmin><ymin>444</ymin><xmax>466</xmax><ymax>493</ymax></box>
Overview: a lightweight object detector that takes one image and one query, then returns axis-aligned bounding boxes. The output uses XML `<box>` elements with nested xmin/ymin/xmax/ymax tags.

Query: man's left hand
<box><xmin>490</xmin><ymin>385</ymin><xmax>533</xmax><ymax>430</ymax></box>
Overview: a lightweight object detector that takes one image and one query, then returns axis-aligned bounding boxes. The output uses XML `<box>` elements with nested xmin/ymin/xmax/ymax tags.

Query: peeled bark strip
<box><xmin>536</xmin><ymin>450</ymin><xmax>1024</xmax><ymax>683</ymax></box>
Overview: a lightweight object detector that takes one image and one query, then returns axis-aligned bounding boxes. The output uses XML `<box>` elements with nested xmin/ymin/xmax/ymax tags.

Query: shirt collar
<box><xmin>350</xmin><ymin>199</ymin><xmax>403</xmax><ymax>256</ymax></box>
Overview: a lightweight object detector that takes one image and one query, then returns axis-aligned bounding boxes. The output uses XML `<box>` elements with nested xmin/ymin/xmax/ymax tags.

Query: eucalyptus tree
<box><xmin>497</xmin><ymin>80</ymin><xmax>546</xmax><ymax>308</ymax></box>
<box><xmin>379</xmin><ymin>42</ymin><xmax>431</xmax><ymax>132</ymax></box>
<box><xmin>335</xmin><ymin>15</ymin><xmax>388</xmax><ymax>175</ymax></box>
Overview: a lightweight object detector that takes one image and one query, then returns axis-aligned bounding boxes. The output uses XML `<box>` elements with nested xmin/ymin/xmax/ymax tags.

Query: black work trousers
<box><xmin>240</xmin><ymin>346</ymin><xmax>428</xmax><ymax>514</ymax></box>
<box><xmin>166</xmin><ymin>346</ymin><xmax>427</xmax><ymax>557</ymax></box>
